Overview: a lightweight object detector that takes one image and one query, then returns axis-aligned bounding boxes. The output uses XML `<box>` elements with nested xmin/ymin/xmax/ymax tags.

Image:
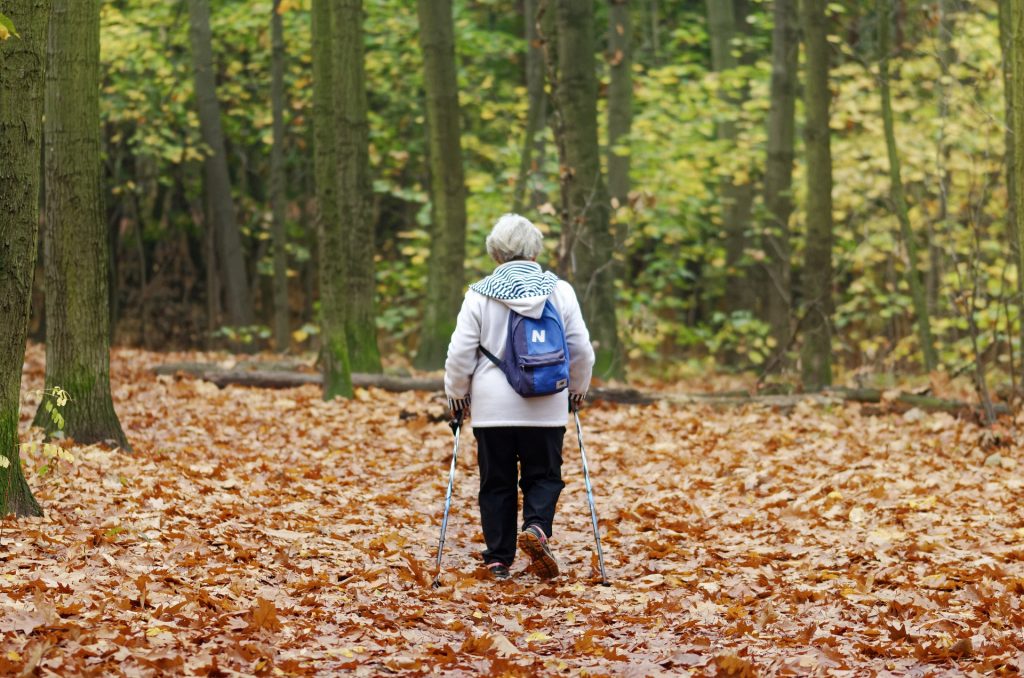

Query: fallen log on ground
<box><xmin>150</xmin><ymin>362</ymin><xmax>1009</xmax><ymax>417</ymax></box>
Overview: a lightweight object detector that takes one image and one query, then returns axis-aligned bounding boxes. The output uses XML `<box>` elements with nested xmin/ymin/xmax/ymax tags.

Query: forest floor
<box><xmin>2</xmin><ymin>345</ymin><xmax>1024</xmax><ymax>676</ymax></box>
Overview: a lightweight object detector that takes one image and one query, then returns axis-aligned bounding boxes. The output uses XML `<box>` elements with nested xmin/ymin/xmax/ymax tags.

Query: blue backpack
<box><xmin>480</xmin><ymin>299</ymin><xmax>571</xmax><ymax>398</ymax></box>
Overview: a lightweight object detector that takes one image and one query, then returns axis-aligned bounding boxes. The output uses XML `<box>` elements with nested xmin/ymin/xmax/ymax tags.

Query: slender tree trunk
<box><xmin>34</xmin><ymin>0</ymin><xmax>129</xmax><ymax>448</ymax></box>
<box><xmin>930</xmin><ymin>0</ymin><xmax>954</xmax><ymax>313</ymax></box>
<box><xmin>1001</xmin><ymin>0</ymin><xmax>1019</xmax><ymax>307</ymax></box>
<box><xmin>512</xmin><ymin>0</ymin><xmax>548</xmax><ymax>214</ymax></box>
<box><xmin>649</xmin><ymin>0</ymin><xmax>660</xmax><ymax>65</ymax></box>
<box><xmin>607</xmin><ymin>0</ymin><xmax>632</xmax><ymax>210</ymax></box>
<box><xmin>312</xmin><ymin>0</ymin><xmax>352</xmax><ymax>399</ymax></box>
<box><xmin>414</xmin><ymin>0</ymin><xmax>468</xmax><ymax>370</ymax></box>
<box><xmin>0</xmin><ymin>0</ymin><xmax>50</xmax><ymax>517</ymax></box>
<box><xmin>763</xmin><ymin>0</ymin><xmax>798</xmax><ymax>367</ymax></box>
<box><xmin>554</xmin><ymin>0</ymin><xmax>623</xmax><ymax>379</ymax></box>
<box><xmin>333</xmin><ymin>0</ymin><xmax>381</xmax><ymax>373</ymax></box>
<box><xmin>878</xmin><ymin>0</ymin><xmax>937</xmax><ymax>372</ymax></box>
<box><xmin>1012</xmin><ymin>0</ymin><xmax>1024</xmax><ymax>353</ymax></box>
<box><xmin>271</xmin><ymin>0</ymin><xmax>289</xmax><ymax>351</ymax></box>
<box><xmin>799</xmin><ymin>0</ymin><xmax>834</xmax><ymax>391</ymax></box>
<box><xmin>706</xmin><ymin>0</ymin><xmax>755</xmax><ymax>314</ymax></box>
<box><xmin>188</xmin><ymin>0</ymin><xmax>253</xmax><ymax>327</ymax></box>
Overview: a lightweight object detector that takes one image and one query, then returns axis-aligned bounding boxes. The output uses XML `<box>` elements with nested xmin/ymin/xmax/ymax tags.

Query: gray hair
<box><xmin>485</xmin><ymin>213</ymin><xmax>544</xmax><ymax>264</ymax></box>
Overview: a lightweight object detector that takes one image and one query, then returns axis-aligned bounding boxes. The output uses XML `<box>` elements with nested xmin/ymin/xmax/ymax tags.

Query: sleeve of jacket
<box><xmin>444</xmin><ymin>292</ymin><xmax>482</xmax><ymax>401</ymax></box>
<box><xmin>558</xmin><ymin>281</ymin><xmax>595</xmax><ymax>395</ymax></box>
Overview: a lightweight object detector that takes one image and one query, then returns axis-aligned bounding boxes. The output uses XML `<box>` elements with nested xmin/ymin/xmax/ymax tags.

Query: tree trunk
<box><xmin>706</xmin><ymin>0</ymin><xmax>755</xmax><ymax>314</ymax></box>
<box><xmin>1013</xmin><ymin>1</ymin><xmax>1024</xmax><ymax>357</ymax></box>
<box><xmin>271</xmin><ymin>0</ymin><xmax>289</xmax><ymax>351</ymax></box>
<box><xmin>607</xmin><ymin>0</ymin><xmax>632</xmax><ymax>209</ymax></box>
<box><xmin>34</xmin><ymin>0</ymin><xmax>129</xmax><ymax>449</ymax></box>
<box><xmin>311</xmin><ymin>0</ymin><xmax>352</xmax><ymax>399</ymax></box>
<box><xmin>512</xmin><ymin>0</ymin><xmax>549</xmax><ymax>214</ymax></box>
<box><xmin>0</xmin><ymin>0</ymin><xmax>49</xmax><ymax>517</ymax></box>
<box><xmin>878</xmin><ymin>0</ymin><xmax>937</xmax><ymax>372</ymax></box>
<box><xmin>333</xmin><ymin>0</ymin><xmax>381</xmax><ymax>374</ymax></box>
<box><xmin>187</xmin><ymin>0</ymin><xmax>253</xmax><ymax>327</ymax></box>
<box><xmin>763</xmin><ymin>0</ymin><xmax>798</xmax><ymax>367</ymax></box>
<box><xmin>799</xmin><ymin>0</ymin><xmax>834</xmax><ymax>391</ymax></box>
<box><xmin>414</xmin><ymin>0</ymin><xmax>468</xmax><ymax>370</ymax></box>
<box><xmin>554</xmin><ymin>0</ymin><xmax>623</xmax><ymax>379</ymax></box>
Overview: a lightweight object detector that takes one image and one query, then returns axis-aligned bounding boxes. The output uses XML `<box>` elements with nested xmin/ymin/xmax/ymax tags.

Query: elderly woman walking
<box><xmin>444</xmin><ymin>214</ymin><xmax>595</xmax><ymax>581</ymax></box>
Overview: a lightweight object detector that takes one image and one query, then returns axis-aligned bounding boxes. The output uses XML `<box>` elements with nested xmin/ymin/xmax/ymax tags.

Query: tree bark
<box><xmin>34</xmin><ymin>0</ymin><xmax>129</xmax><ymax>449</ymax></box>
<box><xmin>878</xmin><ymin>0</ymin><xmax>937</xmax><ymax>372</ymax></box>
<box><xmin>706</xmin><ymin>0</ymin><xmax>755</xmax><ymax>314</ymax></box>
<box><xmin>553</xmin><ymin>0</ymin><xmax>623</xmax><ymax>379</ymax></box>
<box><xmin>799</xmin><ymin>0</ymin><xmax>834</xmax><ymax>391</ymax></box>
<box><xmin>0</xmin><ymin>0</ymin><xmax>49</xmax><ymax>517</ymax></box>
<box><xmin>999</xmin><ymin>0</ymin><xmax>1015</xmax><ymax>280</ymax></box>
<box><xmin>512</xmin><ymin>0</ymin><xmax>549</xmax><ymax>214</ymax></box>
<box><xmin>1008</xmin><ymin>0</ymin><xmax>1024</xmax><ymax>365</ymax></box>
<box><xmin>607</xmin><ymin>0</ymin><xmax>632</xmax><ymax>209</ymax></box>
<box><xmin>271</xmin><ymin>0</ymin><xmax>289</xmax><ymax>351</ymax></box>
<box><xmin>763</xmin><ymin>0</ymin><xmax>798</xmax><ymax>368</ymax></box>
<box><xmin>311</xmin><ymin>0</ymin><xmax>352</xmax><ymax>399</ymax></box>
<box><xmin>333</xmin><ymin>0</ymin><xmax>381</xmax><ymax>374</ymax></box>
<box><xmin>413</xmin><ymin>0</ymin><xmax>468</xmax><ymax>371</ymax></box>
<box><xmin>188</xmin><ymin>0</ymin><xmax>253</xmax><ymax>327</ymax></box>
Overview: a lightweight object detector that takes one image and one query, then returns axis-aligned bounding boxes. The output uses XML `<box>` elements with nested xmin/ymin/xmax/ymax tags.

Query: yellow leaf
<box><xmin>0</xmin><ymin>24</ymin><xmax>9</xmax><ymax>40</ymax></box>
<box><xmin>146</xmin><ymin>626</ymin><xmax>166</xmax><ymax>637</ymax></box>
<box><xmin>525</xmin><ymin>631</ymin><xmax>550</xmax><ymax>642</ymax></box>
<box><xmin>848</xmin><ymin>507</ymin><xmax>866</xmax><ymax>523</ymax></box>
<box><xmin>6</xmin><ymin>651</ymin><xmax>20</xmax><ymax>661</ymax></box>
<box><xmin>0</xmin><ymin>456</ymin><xmax>9</xmax><ymax>469</ymax></box>
<box><xmin>292</xmin><ymin>328</ymin><xmax>309</xmax><ymax>343</ymax></box>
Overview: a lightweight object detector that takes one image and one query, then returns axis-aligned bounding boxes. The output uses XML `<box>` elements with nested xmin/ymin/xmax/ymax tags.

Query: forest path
<box><xmin>2</xmin><ymin>345</ymin><xmax>1023</xmax><ymax>675</ymax></box>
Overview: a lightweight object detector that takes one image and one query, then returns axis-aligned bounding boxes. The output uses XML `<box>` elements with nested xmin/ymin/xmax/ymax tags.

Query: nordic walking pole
<box><xmin>432</xmin><ymin>409</ymin><xmax>464</xmax><ymax>588</ymax></box>
<box><xmin>573</xmin><ymin>405</ymin><xmax>610</xmax><ymax>586</ymax></box>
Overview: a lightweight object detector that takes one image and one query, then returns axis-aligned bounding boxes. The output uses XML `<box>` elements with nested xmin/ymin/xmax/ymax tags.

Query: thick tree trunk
<box><xmin>188</xmin><ymin>0</ymin><xmax>253</xmax><ymax>327</ymax></box>
<box><xmin>799</xmin><ymin>0</ymin><xmax>834</xmax><ymax>391</ymax></box>
<box><xmin>878</xmin><ymin>0</ymin><xmax>937</xmax><ymax>372</ymax></box>
<box><xmin>414</xmin><ymin>0</ymin><xmax>468</xmax><ymax>370</ymax></box>
<box><xmin>554</xmin><ymin>0</ymin><xmax>623</xmax><ymax>379</ymax></box>
<box><xmin>0</xmin><ymin>0</ymin><xmax>49</xmax><ymax>517</ymax></box>
<box><xmin>512</xmin><ymin>0</ymin><xmax>549</xmax><ymax>214</ymax></box>
<box><xmin>311</xmin><ymin>0</ymin><xmax>352</xmax><ymax>399</ymax></box>
<box><xmin>763</xmin><ymin>0</ymin><xmax>798</xmax><ymax>367</ymax></box>
<box><xmin>706</xmin><ymin>0</ymin><xmax>755</xmax><ymax>314</ymax></box>
<box><xmin>271</xmin><ymin>0</ymin><xmax>289</xmax><ymax>351</ymax></box>
<box><xmin>607</xmin><ymin>0</ymin><xmax>632</xmax><ymax>209</ymax></box>
<box><xmin>333</xmin><ymin>0</ymin><xmax>381</xmax><ymax>374</ymax></box>
<box><xmin>34</xmin><ymin>0</ymin><xmax>129</xmax><ymax>449</ymax></box>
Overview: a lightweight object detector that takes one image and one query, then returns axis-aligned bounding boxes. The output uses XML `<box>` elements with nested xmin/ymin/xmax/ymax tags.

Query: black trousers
<box><xmin>473</xmin><ymin>426</ymin><xmax>566</xmax><ymax>565</ymax></box>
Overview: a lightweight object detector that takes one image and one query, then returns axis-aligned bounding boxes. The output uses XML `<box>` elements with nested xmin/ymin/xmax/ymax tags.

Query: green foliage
<box><xmin>0</xmin><ymin>11</ymin><xmax>18</xmax><ymax>39</ymax></box>
<box><xmin>98</xmin><ymin>0</ymin><xmax>1020</xmax><ymax>380</ymax></box>
<box><xmin>16</xmin><ymin>388</ymin><xmax>75</xmax><ymax>476</ymax></box>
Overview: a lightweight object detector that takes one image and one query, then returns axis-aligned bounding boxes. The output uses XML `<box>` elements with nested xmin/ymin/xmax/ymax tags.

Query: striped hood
<box><xmin>469</xmin><ymin>261</ymin><xmax>560</xmax><ymax>319</ymax></box>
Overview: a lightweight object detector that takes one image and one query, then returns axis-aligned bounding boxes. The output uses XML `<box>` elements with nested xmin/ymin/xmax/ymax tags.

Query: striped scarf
<box><xmin>469</xmin><ymin>261</ymin><xmax>559</xmax><ymax>300</ymax></box>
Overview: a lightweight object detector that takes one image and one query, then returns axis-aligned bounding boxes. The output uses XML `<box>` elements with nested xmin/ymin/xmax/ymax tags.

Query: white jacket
<box><xmin>444</xmin><ymin>261</ymin><xmax>595</xmax><ymax>428</ymax></box>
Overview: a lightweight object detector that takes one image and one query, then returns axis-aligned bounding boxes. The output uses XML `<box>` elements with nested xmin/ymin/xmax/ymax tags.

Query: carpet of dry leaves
<box><xmin>3</xmin><ymin>345</ymin><xmax>1024</xmax><ymax>676</ymax></box>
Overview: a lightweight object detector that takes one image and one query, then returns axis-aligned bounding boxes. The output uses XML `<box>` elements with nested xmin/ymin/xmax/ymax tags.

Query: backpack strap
<box><xmin>479</xmin><ymin>345</ymin><xmax>501</xmax><ymax>366</ymax></box>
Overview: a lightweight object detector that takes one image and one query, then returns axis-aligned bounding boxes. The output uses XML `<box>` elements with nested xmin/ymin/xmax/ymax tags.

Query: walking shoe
<box><xmin>486</xmin><ymin>562</ymin><xmax>511</xmax><ymax>581</ymax></box>
<box><xmin>518</xmin><ymin>524</ymin><xmax>559</xmax><ymax>579</ymax></box>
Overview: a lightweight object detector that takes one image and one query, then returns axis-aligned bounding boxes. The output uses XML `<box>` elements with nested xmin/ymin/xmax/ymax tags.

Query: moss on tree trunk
<box><xmin>35</xmin><ymin>0</ymin><xmax>129</xmax><ymax>449</ymax></box>
<box><xmin>332</xmin><ymin>0</ymin><xmax>381</xmax><ymax>374</ymax></box>
<box><xmin>799</xmin><ymin>0</ymin><xmax>834</xmax><ymax>391</ymax></box>
<box><xmin>0</xmin><ymin>0</ymin><xmax>50</xmax><ymax>517</ymax></box>
<box><xmin>763</xmin><ymin>0</ymin><xmax>797</xmax><ymax>367</ymax></box>
<box><xmin>414</xmin><ymin>0</ymin><xmax>468</xmax><ymax>371</ymax></box>
<box><xmin>312</xmin><ymin>0</ymin><xmax>353</xmax><ymax>399</ymax></box>
<box><xmin>554</xmin><ymin>0</ymin><xmax>623</xmax><ymax>379</ymax></box>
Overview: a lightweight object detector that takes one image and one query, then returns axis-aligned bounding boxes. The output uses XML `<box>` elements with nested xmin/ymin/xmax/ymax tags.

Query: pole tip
<box><xmin>599</xmin><ymin>580</ymin><xmax>611</xmax><ymax>587</ymax></box>
<box><xmin>431</xmin><ymin>578</ymin><xmax>442</xmax><ymax>589</ymax></box>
